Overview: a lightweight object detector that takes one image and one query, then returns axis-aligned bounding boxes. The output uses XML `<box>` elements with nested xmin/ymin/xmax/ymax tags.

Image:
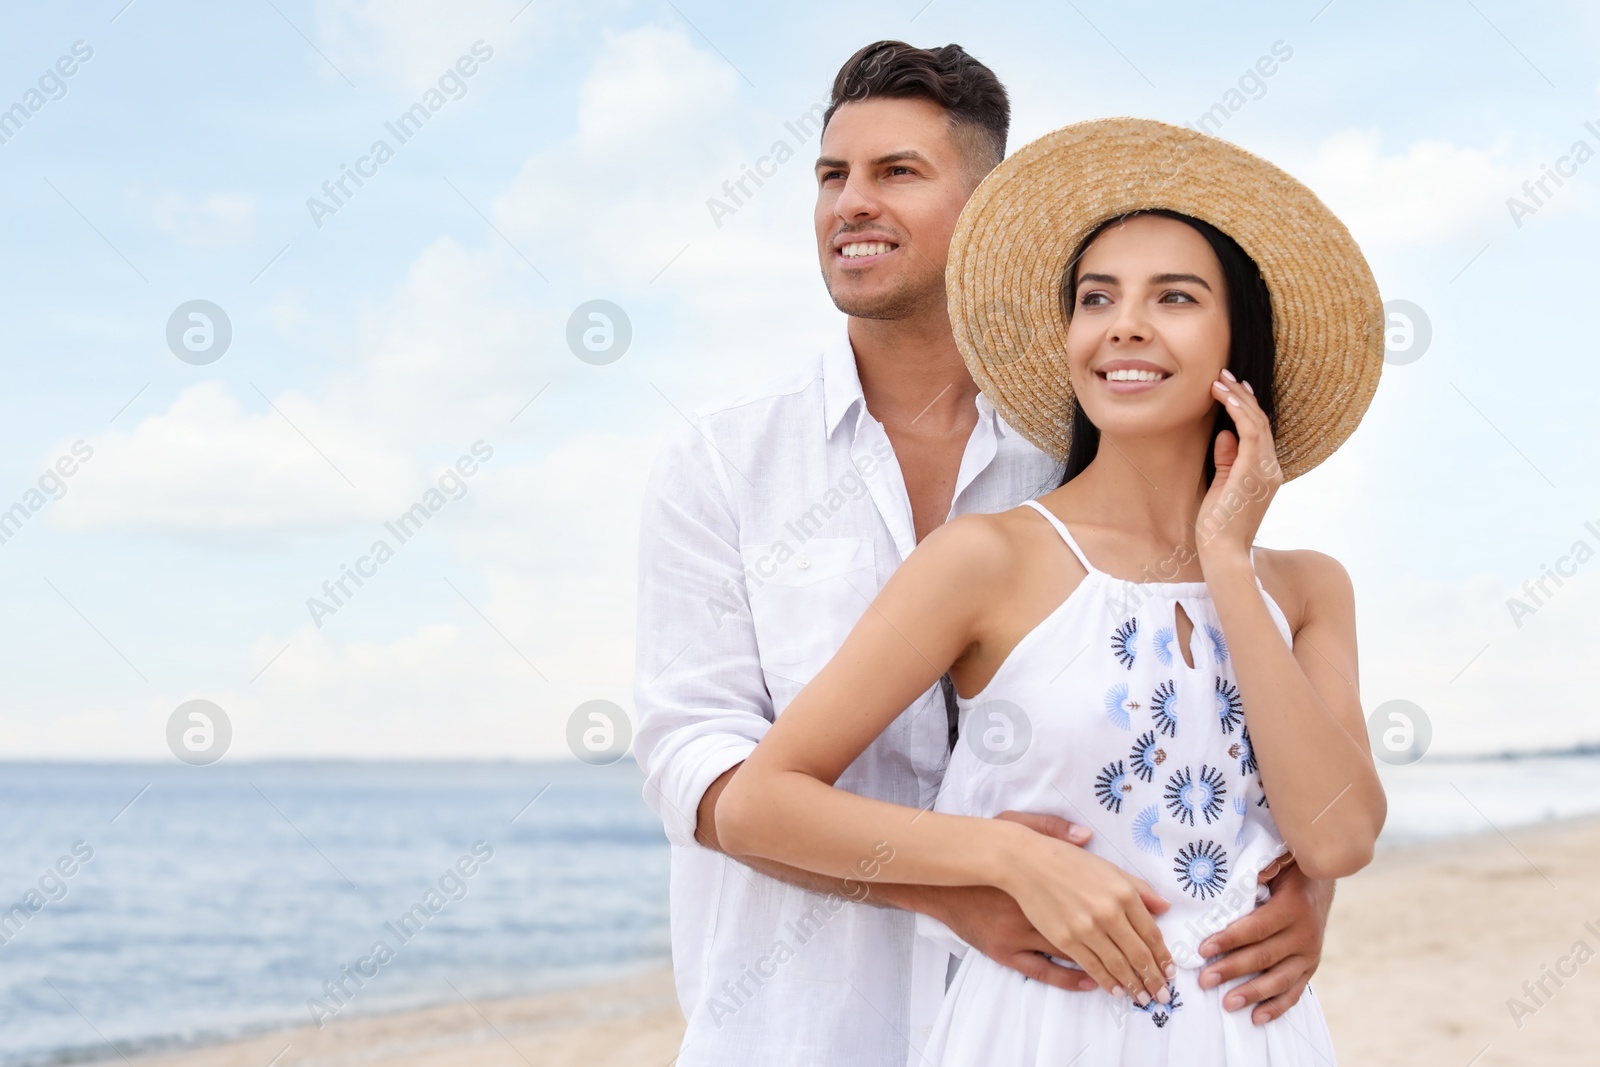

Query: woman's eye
<box><xmin>1161</xmin><ymin>290</ymin><xmax>1197</xmax><ymax>303</ymax></box>
<box><xmin>1079</xmin><ymin>291</ymin><xmax>1110</xmax><ymax>307</ymax></box>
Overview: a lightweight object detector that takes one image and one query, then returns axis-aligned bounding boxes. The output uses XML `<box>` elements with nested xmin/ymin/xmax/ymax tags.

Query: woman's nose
<box><xmin>1109</xmin><ymin>309</ymin><xmax>1149</xmax><ymax>344</ymax></box>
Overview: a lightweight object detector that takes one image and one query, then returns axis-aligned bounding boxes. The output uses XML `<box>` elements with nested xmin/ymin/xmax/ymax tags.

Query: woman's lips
<box><xmin>1096</xmin><ymin>371</ymin><xmax>1171</xmax><ymax>394</ymax></box>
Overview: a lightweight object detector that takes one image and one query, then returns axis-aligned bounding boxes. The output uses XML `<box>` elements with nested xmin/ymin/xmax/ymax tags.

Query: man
<box><xmin>634</xmin><ymin>40</ymin><xmax>1333</xmax><ymax>1066</ymax></box>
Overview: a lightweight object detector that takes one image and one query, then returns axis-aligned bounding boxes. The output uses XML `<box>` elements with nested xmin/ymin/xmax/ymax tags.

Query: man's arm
<box><xmin>632</xmin><ymin>426</ymin><xmax>776</xmax><ymax>847</ymax></box>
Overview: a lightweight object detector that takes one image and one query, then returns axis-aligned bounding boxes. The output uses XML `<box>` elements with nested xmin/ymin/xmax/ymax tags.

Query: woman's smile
<box><xmin>1094</xmin><ymin>360</ymin><xmax>1175</xmax><ymax>395</ymax></box>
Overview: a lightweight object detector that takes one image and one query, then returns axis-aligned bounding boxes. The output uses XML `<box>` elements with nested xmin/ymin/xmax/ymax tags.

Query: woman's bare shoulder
<box><xmin>920</xmin><ymin>507</ymin><xmax>1040</xmax><ymax>570</ymax></box>
<box><xmin>1251</xmin><ymin>546</ymin><xmax>1354</xmax><ymax>633</ymax></box>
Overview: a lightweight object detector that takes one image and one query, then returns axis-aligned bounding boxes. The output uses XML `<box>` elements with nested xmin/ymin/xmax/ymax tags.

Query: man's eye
<box><xmin>820</xmin><ymin>171</ymin><xmax>845</xmax><ymax>182</ymax></box>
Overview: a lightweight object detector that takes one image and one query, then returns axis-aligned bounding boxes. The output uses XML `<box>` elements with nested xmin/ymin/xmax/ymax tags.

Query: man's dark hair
<box><xmin>822</xmin><ymin>40</ymin><xmax>1009</xmax><ymax>180</ymax></box>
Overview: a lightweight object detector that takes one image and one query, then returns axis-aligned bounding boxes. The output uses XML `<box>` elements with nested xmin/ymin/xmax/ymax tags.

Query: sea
<box><xmin>2</xmin><ymin>750</ymin><xmax>1599</xmax><ymax>1067</ymax></box>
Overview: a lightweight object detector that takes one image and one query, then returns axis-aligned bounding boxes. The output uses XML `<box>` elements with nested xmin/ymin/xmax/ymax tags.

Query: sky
<box><xmin>1</xmin><ymin>0</ymin><xmax>1597</xmax><ymax>761</ymax></box>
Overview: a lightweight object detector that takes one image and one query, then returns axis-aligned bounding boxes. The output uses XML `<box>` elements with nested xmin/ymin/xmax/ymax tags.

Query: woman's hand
<box><xmin>1196</xmin><ymin>370</ymin><xmax>1282</xmax><ymax>565</ymax></box>
<box><xmin>996</xmin><ymin>822</ymin><xmax>1176</xmax><ymax>1005</ymax></box>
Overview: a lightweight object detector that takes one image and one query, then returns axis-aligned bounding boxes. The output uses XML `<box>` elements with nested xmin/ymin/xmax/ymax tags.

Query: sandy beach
<box><xmin>128</xmin><ymin>814</ymin><xmax>1600</xmax><ymax>1067</ymax></box>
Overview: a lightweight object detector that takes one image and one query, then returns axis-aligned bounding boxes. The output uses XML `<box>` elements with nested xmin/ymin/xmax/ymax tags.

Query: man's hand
<box><xmin>928</xmin><ymin>811</ymin><xmax>1098</xmax><ymax>994</ymax></box>
<box><xmin>1196</xmin><ymin>860</ymin><xmax>1335</xmax><ymax>1024</ymax></box>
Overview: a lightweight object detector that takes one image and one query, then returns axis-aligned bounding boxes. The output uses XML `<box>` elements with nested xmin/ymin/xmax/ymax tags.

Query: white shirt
<box><xmin>633</xmin><ymin>327</ymin><xmax>1063</xmax><ymax>1066</ymax></box>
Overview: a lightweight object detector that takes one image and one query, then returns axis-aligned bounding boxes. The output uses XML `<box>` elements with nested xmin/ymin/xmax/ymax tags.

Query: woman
<box><xmin>716</xmin><ymin>118</ymin><xmax>1387</xmax><ymax>1064</ymax></box>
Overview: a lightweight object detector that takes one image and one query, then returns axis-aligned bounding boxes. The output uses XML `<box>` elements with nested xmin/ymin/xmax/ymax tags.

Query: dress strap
<box><xmin>1020</xmin><ymin>499</ymin><xmax>1097</xmax><ymax>576</ymax></box>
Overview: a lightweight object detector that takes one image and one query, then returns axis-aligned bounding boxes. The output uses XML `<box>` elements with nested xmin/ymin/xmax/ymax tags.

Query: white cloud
<box><xmin>492</xmin><ymin>24</ymin><xmax>834</xmax><ymax>355</ymax></box>
<box><xmin>493</xmin><ymin>25</ymin><xmax>743</xmax><ymax>277</ymax></box>
<box><xmin>576</xmin><ymin>24</ymin><xmax>739</xmax><ymax>153</ymax></box>
<box><xmin>52</xmin><ymin>25</ymin><xmax>787</xmax><ymax>543</ymax></box>
<box><xmin>151</xmin><ymin>192</ymin><xmax>257</xmax><ymax>247</ymax></box>
<box><xmin>51</xmin><ymin>381</ymin><xmax>417</xmax><ymax>537</ymax></box>
<box><xmin>217</xmin><ymin>430</ymin><xmax>656</xmax><ymax>760</ymax></box>
<box><xmin>1300</xmin><ymin>129</ymin><xmax>1533</xmax><ymax>248</ymax></box>
<box><xmin>51</xmin><ymin>227</ymin><xmax>562</xmax><ymax>540</ymax></box>
<box><xmin>312</xmin><ymin>0</ymin><xmax>539</xmax><ymax>92</ymax></box>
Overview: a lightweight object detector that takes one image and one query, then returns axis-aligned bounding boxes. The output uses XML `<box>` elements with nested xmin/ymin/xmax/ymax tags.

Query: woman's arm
<box><xmin>1197</xmin><ymin>372</ymin><xmax>1385</xmax><ymax>880</ymax></box>
<box><xmin>717</xmin><ymin>514</ymin><xmax>1178</xmax><ymax>1003</ymax></box>
<box><xmin>1204</xmin><ymin>548</ymin><xmax>1385</xmax><ymax>879</ymax></box>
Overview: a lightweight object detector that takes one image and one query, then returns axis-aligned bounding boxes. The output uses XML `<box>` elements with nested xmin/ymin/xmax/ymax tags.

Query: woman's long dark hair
<box><xmin>1056</xmin><ymin>209</ymin><xmax>1277</xmax><ymax>489</ymax></box>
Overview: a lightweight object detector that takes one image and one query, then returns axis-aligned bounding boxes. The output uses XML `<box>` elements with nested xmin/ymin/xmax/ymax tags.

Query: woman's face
<box><xmin>1064</xmin><ymin>213</ymin><xmax>1230</xmax><ymax>440</ymax></box>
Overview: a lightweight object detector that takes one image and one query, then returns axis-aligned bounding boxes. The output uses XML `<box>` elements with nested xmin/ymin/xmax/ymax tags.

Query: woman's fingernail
<box><xmin>1221</xmin><ymin>368</ymin><xmax>1237</xmax><ymax>381</ymax></box>
<box><xmin>1227</xmin><ymin>397</ymin><xmax>1241</xmax><ymax>407</ymax></box>
<box><xmin>1135</xmin><ymin>991</ymin><xmax>1150</xmax><ymax>1007</ymax></box>
<box><xmin>1213</xmin><ymin>380</ymin><xmax>1229</xmax><ymax>390</ymax></box>
<box><xmin>1242</xmin><ymin>380</ymin><xmax>1254</xmax><ymax>395</ymax></box>
<box><xmin>1164</xmin><ymin>962</ymin><xmax>1177</xmax><ymax>979</ymax></box>
<box><xmin>1112</xmin><ymin>985</ymin><xmax>1126</xmax><ymax>999</ymax></box>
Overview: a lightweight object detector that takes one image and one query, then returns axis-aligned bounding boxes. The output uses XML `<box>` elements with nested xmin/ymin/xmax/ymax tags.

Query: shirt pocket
<box><xmin>741</xmin><ymin>537</ymin><xmax>876</xmax><ymax>692</ymax></box>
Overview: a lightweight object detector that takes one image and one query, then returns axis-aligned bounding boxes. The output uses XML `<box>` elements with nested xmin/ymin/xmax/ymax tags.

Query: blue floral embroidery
<box><xmin>1150</xmin><ymin>680</ymin><xmax>1179</xmax><ymax>737</ymax></box>
<box><xmin>1111</xmin><ymin>618</ymin><xmax>1139</xmax><ymax>669</ymax></box>
<box><xmin>1174</xmin><ymin>839</ymin><xmax>1230</xmax><ymax>900</ymax></box>
<box><xmin>1233</xmin><ymin>795</ymin><xmax>1247</xmax><ymax>845</ymax></box>
<box><xmin>1130</xmin><ymin>731</ymin><xmax>1165</xmax><ymax>783</ymax></box>
<box><xmin>1153</xmin><ymin>625</ymin><xmax>1179</xmax><ymax>668</ymax></box>
<box><xmin>1165</xmin><ymin>764</ymin><xmax>1227</xmax><ymax>826</ymax></box>
<box><xmin>1133</xmin><ymin>980</ymin><xmax>1184</xmax><ymax>1027</ymax></box>
<box><xmin>1214</xmin><ymin>677</ymin><xmax>1243</xmax><ymax>734</ymax></box>
<box><xmin>1094</xmin><ymin>760</ymin><xmax>1132</xmax><ymax>814</ymax></box>
<box><xmin>1103</xmin><ymin>682</ymin><xmax>1139</xmax><ymax>731</ymax></box>
<box><xmin>1133</xmin><ymin>804</ymin><xmax>1162</xmax><ymax>856</ymax></box>
<box><xmin>1206</xmin><ymin>623</ymin><xmax>1229</xmax><ymax>664</ymax></box>
<box><xmin>1230</xmin><ymin>726</ymin><xmax>1257</xmax><ymax>776</ymax></box>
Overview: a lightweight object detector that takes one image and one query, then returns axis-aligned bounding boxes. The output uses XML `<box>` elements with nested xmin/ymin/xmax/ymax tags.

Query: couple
<box><xmin>635</xmin><ymin>39</ymin><xmax>1386</xmax><ymax>1066</ymax></box>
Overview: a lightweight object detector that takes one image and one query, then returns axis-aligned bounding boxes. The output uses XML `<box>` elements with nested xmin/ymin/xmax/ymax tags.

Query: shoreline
<box><xmin>116</xmin><ymin>966</ymin><xmax>683</xmax><ymax>1067</ymax></box>
<box><xmin>69</xmin><ymin>812</ymin><xmax>1600</xmax><ymax>1067</ymax></box>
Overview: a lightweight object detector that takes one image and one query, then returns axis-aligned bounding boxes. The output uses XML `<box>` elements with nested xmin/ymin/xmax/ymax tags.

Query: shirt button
<box><xmin>796</xmin><ymin>555</ymin><xmax>810</xmax><ymax>569</ymax></box>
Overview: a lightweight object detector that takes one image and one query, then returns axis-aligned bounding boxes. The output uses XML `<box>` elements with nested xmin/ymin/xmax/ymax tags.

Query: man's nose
<box><xmin>834</xmin><ymin>174</ymin><xmax>880</xmax><ymax>221</ymax></box>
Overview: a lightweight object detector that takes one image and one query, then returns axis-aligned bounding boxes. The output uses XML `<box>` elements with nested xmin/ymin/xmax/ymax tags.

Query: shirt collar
<box><xmin>823</xmin><ymin>326</ymin><xmax>1006</xmax><ymax>439</ymax></box>
<box><xmin>822</xmin><ymin>327</ymin><xmax>864</xmax><ymax>439</ymax></box>
<box><xmin>974</xmin><ymin>389</ymin><xmax>1002</xmax><ymax>431</ymax></box>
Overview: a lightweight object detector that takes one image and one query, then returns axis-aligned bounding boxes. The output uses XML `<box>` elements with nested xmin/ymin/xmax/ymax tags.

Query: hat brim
<box><xmin>947</xmin><ymin>117</ymin><xmax>1384</xmax><ymax>481</ymax></box>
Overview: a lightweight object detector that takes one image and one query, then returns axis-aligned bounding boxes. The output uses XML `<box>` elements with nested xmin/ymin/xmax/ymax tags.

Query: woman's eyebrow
<box><xmin>1150</xmin><ymin>272</ymin><xmax>1212</xmax><ymax>291</ymax></box>
<box><xmin>1077</xmin><ymin>271</ymin><xmax>1214</xmax><ymax>290</ymax></box>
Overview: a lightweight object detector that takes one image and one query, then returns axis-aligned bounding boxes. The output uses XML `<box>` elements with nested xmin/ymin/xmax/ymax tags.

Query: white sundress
<box><xmin>914</xmin><ymin>499</ymin><xmax>1338</xmax><ymax>1066</ymax></box>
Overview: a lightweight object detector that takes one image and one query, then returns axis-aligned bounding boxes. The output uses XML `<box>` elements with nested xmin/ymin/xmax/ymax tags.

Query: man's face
<box><xmin>814</xmin><ymin>97</ymin><xmax>977</xmax><ymax>321</ymax></box>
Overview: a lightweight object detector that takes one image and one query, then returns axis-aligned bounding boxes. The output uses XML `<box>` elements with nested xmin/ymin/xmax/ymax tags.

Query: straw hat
<box><xmin>946</xmin><ymin>117</ymin><xmax>1384</xmax><ymax>481</ymax></box>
